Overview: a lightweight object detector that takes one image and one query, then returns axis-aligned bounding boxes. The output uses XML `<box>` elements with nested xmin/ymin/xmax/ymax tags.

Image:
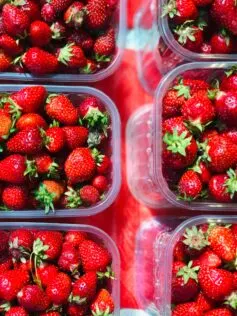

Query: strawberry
<box><xmin>23</xmin><ymin>47</ymin><xmax>59</xmax><ymax>75</ymax></box>
<box><xmin>79</xmin><ymin>239</ymin><xmax>111</xmax><ymax>272</ymax></box>
<box><xmin>0</xmin><ymin>154</ymin><xmax>26</xmax><ymax>184</ymax></box>
<box><xmin>162</xmin><ymin>117</ymin><xmax>198</xmax><ymax>169</ymax></box>
<box><xmin>0</xmin><ymin>109</ymin><xmax>12</xmax><ymax>141</ymax></box>
<box><xmin>162</xmin><ymin>0</ymin><xmax>198</xmax><ymax>24</ymax></box>
<box><xmin>34</xmin><ymin>180</ymin><xmax>64</xmax><ymax>213</ymax></box>
<box><xmin>64</xmin><ymin>1</ymin><xmax>85</xmax><ymax>28</ymax></box>
<box><xmin>46</xmin><ymin>272</ymin><xmax>71</xmax><ymax>305</ymax></box>
<box><xmin>34</xmin><ymin>230</ymin><xmax>63</xmax><ymax>261</ymax></box>
<box><xmin>173</xmin><ymin>240</ymin><xmax>186</xmax><ymax>261</ymax></box>
<box><xmin>7</xmin><ymin>127</ymin><xmax>43</xmax><ymax>155</ymax></box>
<box><xmin>0</xmin><ymin>254</ymin><xmax>12</xmax><ymax>274</ymax></box>
<box><xmin>210</xmin><ymin>29</ymin><xmax>233</xmax><ymax>54</ymax></box>
<box><xmin>9</xmin><ymin>229</ymin><xmax>33</xmax><ymax>260</ymax></box>
<box><xmin>41</xmin><ymin>3</ymin><xmax>56</xmax><ymax>23</ymax></box>
<box><xmin>221</xmin><ymin>71</ymin><xmax>237</xmax><ymax>92</ymax></box>
<box><xmin>0</xmin><ymin>269</ymin><xmax>29</xmax><ymax>301</ymax></box>
<box><xmin>36</xmin><ymin>263</ymin><xmax>58</xmax><ymax>288</ymax></box>
<box><xmin>71</xmin><ymin>272</ymin><xmax>97</xmax><ymax>303</ymax></box>
<box><xmin>0</xmin><ymin>34</ymin><xmax>23</xmax><ymax>56</ymax></box>
<box><xmin>208</xmin><ymin>225</ymin><xmax>236</xmax><ymax>262</ymax></box>
<box><xmin>65</xmin><ymin>148</ymin><xmax>96</xmax><ymax>184</ymax></box>
<box><xmin>196</xmin><ymin>292</ymin><xmax>214</xmax><ymax>312</ymax></box>
<box><xmin>215</xmin><ymin>91</ymin><xmax>237</xmax><ymax>127</ymax></box>
<box><xmin>44</xmin><ymin>126</ymin><xmax>65</xmax><ymax>153</ymax></box>
<box><xmin>46</xmin><ymin>94</ymin><xmax>79</xmax><ymax>125</ymax></box>
<box><xmin>86</xmin><ymin>0</ymin><xmax>108</xmax><ymax>30</ymax></box>
<box><xmin>198</xmin><ymin>266</ymin><xmax>233</xmax><ymax>300</ymax></box>
<box><xmin>13</xmin><ymin>0</ymin><xmax>41</xmax><ymax>22</ymax></box>
<box><xmin>204</xmin><ymin>308</ymin><xmax>233</xmax><ymax>316</ymax></box>
<box><xmin>92</xmin><ymin>150</ymin><xmax>111</xmax><ymax>175</ymax></box>
<box><xmin>50</xmin><ymin>0</ymin><xmax>74</xmax><ymax>12</ymax></box>
<box><xmin>182</xmin><ymin>226</ymin><xmax>209</xmax><ymax>257</ymax></box>
<box><xmin>174</xmin><ymin>24</ymin><xmax>203</xmax><ymax>52</ymax></box>
<box><xmin>172</xmin><ymin>261</ymin><xmax>199</xmax><ymax>304</ymax></box>
<box><xmin>58</xmin><ymin>242</ymin><xmax>80</xmax><ymax>272</ymax></box>
<box><xmin>57</xmin><ymin>43</ymin><xmax>87</xmax><ymax>69</ymax></box>
<box><xmin>178</xmin><ymin>170</ymin><xmax>203</xmax><ymax>200</ymax></box>
<box><xmin>80</xmin><ymin>185</ymin><xmax>100</xmax><ymax>206</ymax></box>
<box><xmin>30</xmin><ymin>20</ymin><xmax>52</xmax><ymax>47</ymax></box>
<box><xmin>181</xmin><ymin>95</ymin><xmax>215</xmax><ymax>132</ymax></box>
<box><xmin>68</xmin><ymin>30</ymin><xmax>94</xmax><ymax>52</ymax></box>
<box><xmin>2</xmin><ymin>4</ymin><xmax>30</xmax><ymax>37</ymax></box>
<box><xmin>94</xmin><ymin>28</ymin><xmax>115</xmax><ymax>60</ymax></box>
<box><xmin>200</xmin><ymin>129</ymin><xmax>218</xmax><ymax>142</ymax></box>
<box><xmin>90</xmin><ymin>289</ymin><xmax>114</xmax><ymax>315</ymax></box>
<box><xmin>10</xmin><ymin>86</ymin><xmax>47</xmax><ymax>114</ymax></box>
<box><xmin>5</xmin><ymin>307</ymin><xmax>29</xmax><ymax>316</ymax></box>
<box><xmin>17</xmin><ymin>285</ymin><xmax>50</xmax><ymax>312</ymax></box>
<box><xmin>27</xmin><ymin>153</ymin><xmax>58</xmax><ymax>178</ymax></box>
<box><xmin>191</xmin><ymin>161</ymin><xmax>211</xmax><ymax>184</ymax></box>
<box><xmin>50</xmin><ymin>21</ymin><xmax>66</xmax><ymax>40</ymax></box>
<box><xmin>198</xmin><ymin>249</ymin><xmax>222</xmax><ymax>268</ymax></box>
<box><xmin>92</xmin><ymin>175</ymin><xmax>108</xmax><ymax>193</ymax></box>
<box><xmin>208</xmin><ymin>173</ymin><xmax>232</xmax><ymax>202</ymax></box>
<box><xmin>62</xmin><ymin>126</ymin><xmax>88</xmax><ymax>149</ymax></box>
<box><xmin>211</xmin><ymin>0</ymin><xmax>237</xmax><ymax>35</ymax></box>
<box><xmin>2</xmin><ymin>185</ymin><xmax>28</xmax><ymax>210</ymax></box>
<box><xmin>182</xmin><ymin>79</ymin><xmax>210</xmax><ymax>92</ymax></box>
<box><xmin>16</xmin><ymin>113</ymin><xmax>47</xmax><ymax>131</ymax></box>
<box><xmin>67</xmin><ymin>304</ymin><xmax>88</xmax><ymax>316</ymax></box>
<box><xmin>172</xmin><ymin>302</ymin><xmax>202</xmax><ymax>316</ymax></box>
<box><xmin>64</xmin><ymin>231</ymin><xmax>88</xmax><ymax>248</ymax></box>
<box><xmin>0</xmin><ymin>49</ymin><xmax>11</xmax><ymax>71</ymax></box>
<box><xmin>62</xmin><ymin>186</ymin><xmax>82</xmax><ymax>208</ymax></box>
<box><xmin>233</xmin><ymin>271</ymin><xmax>237</xmax><ymax>289</ymax></box>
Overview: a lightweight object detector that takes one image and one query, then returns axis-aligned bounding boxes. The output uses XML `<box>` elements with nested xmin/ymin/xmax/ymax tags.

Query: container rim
<box><xmin>153</xmin><ymin>61</ymin><xmax>237</xmax><ymax>210</ymax></box>
<box><xmin>0</xmin><ymin>84</ymin><xmax>121</xmax><ymax>218</ymax></box>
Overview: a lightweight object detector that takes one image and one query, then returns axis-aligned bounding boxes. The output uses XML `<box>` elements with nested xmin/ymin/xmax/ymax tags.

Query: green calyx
<box><xmin>40</xmin><ymin>128</ymin><xmax>51</xmax><ymax>148</ymax></box>
<box><xmin>68</xmin><ymin>293</ymin><xmax>87</xmax><ymax>305</ymax></box>
<box><xmin>163</xmin><ymin>128</ymin><xmax>192</xmax><ymax>156</ymax></box>
<box><xmin>51</xmin><ymin>23</ymin><xmax>64</xmax><ymax>40</ymax></box>
<box><xmin>58</xmin><ymin>43</ymin><xmax>74</xmax><ymax>65</ymax></box>
<box><xmin>49</xmin><ymin>120</ymin><xmax>60</xmax><ymax>127</ymax></box>
<box><xmin>5</xmin><ymin>97</ymin><xmax>22</xmax><ymax>126</ymax></box>
<box><xmin>64</xmin><ymin>187</ymin><xmax>82</xmax><ymax>209</ymax></box>
<box><xmin>34</xmin><ymin>183</ymin><xmax>56</xmax><ymax>214</ymax></box>
<box><xmin>47</xmin><ymin>161</ymin><xmax>59</xmax><ymax>179</ymax></box>
<box><xmin>0</xmin><ymin>302</ymin><xmax>11</xmax><ymax>312</ymax></box>
<box><xmin>83</xmin><ymin>107</ymin><xmax>109</xmax><ymax>135</ymax></box>
<box><xmin>92</xmin><ymin>305</ymin><xmax>112</xmax><ymax>316</ymax></box>
<box><xmin>225</xmin><ymin>291</ymin><xmax>237</xmax><ymax>309</ymax></box>
<box><xmin>80</xmin><ymin>63</ymin><xmax>96</xmax><ymax>74</ymax></box>
<box><xmin>162</xmin><ymin>0</ymin><xmax>180</xmax><ymax>18</ymax></box>
<box><xmin>87</xmin><ymin>130</ymin><xmax>104</xmax><ymax>148</ymax></box>
<box><xmin>97</xmin><ymin>266</ymin><xmax>115</xmax><ymax>280</ymax></box>
<box><xmin>173</xmin><ymin>79</ymin><xmax>191</xmax><ymax>99</ymax></box>
<box><xmin>224</xmin><ymin>168</ymin><xmax>237</xmax><ymax>199</ymax></box>
<box><xmin>221</xmin><ymin>28</ymin><xmax>230</xmax><ymax>46</ymax></box>
<box><xmin>24</xmin><ymin>159</ymin><xmax>38</xmax><ymax>178</ymax></box>
<box><xmin>11</xmin><ymin>0</ymin><xmax>26</xmax><ymax>6</ymax></box>
<box><xmin>174</xmin><ymin>22</ymin><xmax>198</xmax><ymax>45</ymax></box>
<box><xmin>183</xmin><ymin>225</ymin><xmax>209</xmax><ymax>250</ymax></box>
<box><xmin>95</xmin><ymin>54</ymin><xmax>111</xmax><ymax>63</ymax></box>
<box><xmin>225</xmin><ymin>66</ymin><xmax>237</xmax><ymax>77</ymax></box>
<box><xmin>177</xmin><ymin>189</ymin><xmax>208</xmax><ymax>202</ymax></box>
<box><xmin>91</xmin><ymin>148</ymin><xmax>105</xmax><ymax>165</ymax></box>
<box><xmin>32</xmin><ymin>238</ymin><xmax>49</xmax><ymax>261</ymax></box>
<box><xmin>176</xmin><ymin>261</ymin><xmax>200</xmax><ymax>284</ymax></box>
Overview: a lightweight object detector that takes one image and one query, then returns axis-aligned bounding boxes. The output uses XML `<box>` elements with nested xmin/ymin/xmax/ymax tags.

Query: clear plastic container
<box><xmin>0</xmin><ymin>221</ymin><xmax>120</xmax><ymax>315</ymax></box>
<box><xmin>0</xmin><ymin>84</ymin><xmax>121</xmax><ymax>218</ymax></box>
<box><xmin>126</xmin><ymin>104</ymin><xmax>171</xmax><ymax>208</ymax></box>
<box><xmin>0</xmin><ymin>0</ymin><xmax>126</xmax><ymax>83</ymax></box>
<box><xmin>155</xmin><ymin>215</ymin><xmax>236</xmax><ymax>315</ymax></box>
<box><xmin>153</xmin><ymin>61</ymin><xmax>237</xmax><ymax>211</ymax></box>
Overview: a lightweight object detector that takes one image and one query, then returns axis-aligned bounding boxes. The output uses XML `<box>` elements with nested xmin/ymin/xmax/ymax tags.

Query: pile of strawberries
<box><xmin>0</xmin><ymin>228</ymin><xmax>115</xmax><ymax>315</ymax></box>
<box><xmin>171</xmin><ymin>223</ymin><xmax>237</xmax><ymax>315</ymax></box>
<box><xmin>163</xmin><ymin>0</ymin><xmax>237</xmax><ymax>54</ymax></box>
<box><xmin>0</xmin><ymin>85</ymin><xmax>112</xmax><ymax>213</ymax></box>
<box><xmin>0</xmin><ymin>0</ymin><xmax>117</xmax><ymax>75</ymax></box>
<box><xmin>162</xmin><ymin>68</ymin><xmax>237</xmax><ymax>203</ymax></box>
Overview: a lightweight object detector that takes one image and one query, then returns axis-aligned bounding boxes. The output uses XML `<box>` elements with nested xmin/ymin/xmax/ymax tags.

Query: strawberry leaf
<box><xmin>163</xmin><ymin>128</ymin><xmax>192</xmax><ymax>156</ymax></box>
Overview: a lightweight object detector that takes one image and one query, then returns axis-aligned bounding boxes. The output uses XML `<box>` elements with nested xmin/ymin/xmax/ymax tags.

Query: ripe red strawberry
<box><xmin>14</xmin><ymin>0</ymin><xmax>41</xmax><ymax>22</ymax></box>
<box><xmin>172</xmin><ymin>261</ymin><xmax>199</xmax><ymax>304</ymax></box>
<box><xmin>62</xmin><ymin>126</ymin><xmax>88</xmax><ymax>149</ymax></box>
<box><xmin>198</xmin><ymin>266</ymin><xmax>233</xmax><ymax>300</ymax></box>
<box><xmin>92</xmin><ymin>175</ymin><xmax>108</xmax><ymax>193</ymax></box>
<box><xmin>210</xmin><ymin>29</ymin><xmax>233</xmax><ymax>54</ymax></box>
<box><xmin>0</xmin><ymin>49</ymin><xmax>11</xmax><ymax>71</ymax></box>
<box><xmin>200</xmin><ymin>129</ymin><xmax>218</xmax><ymax>142</ymax></box>
<box><xmin>0</xmin><ymin>34</ymin><xmax>23</xmax><ymax>56</ymax></box>
<box><xmin>191</xmin><ymin>161</ymin><xmax>211</xmax><ymax>184</ymax></box>
<box><xmin>208</xmin><ymin>173</ymin><xmax>232</xmax><ymax>202</ymax></box>
<box><xmin>181</xmin><ymin>95</ymin><xmax>215</xmax><ymax>131</ymax></box>
<box><xmin>41</xmin><ymin>3</ymin><xmax>56</xmax><ymax>23</ymax></box>
<box><xmin>90</xmin><ymin>289</ymin><xmax>114</xmax><ymax>315</ymax></box>
<box><xmin>36</xmin><ymin>263</ymin><xmax>58</xmax><ymax>288</ymax></box>
<box><xmin>0</xmin><ymin>154</ymin><xmax>26</xmax><ymax>184</ymax></box>
<box><xmin>46</xmin><ymin>94</ymin><xmax>79</xmax><ymax>125</ymax></box>
<box><xmin>9</xmin><ymin>229</ymin><xmax>33</xmax><ymax>259</ymax></box>
<box><xmin>86</xmin><ymin>0</ymin><xmax>108</xmax><ymax>30</ymax></box>
<box><xmin>33</xmin><ymin>153</ymin><xmax>58</xmax><ymax>177</ymax></box>
<box><xmin>80</xmin><ymin>185</ymin><xmax>100</xmax><ymax>206</ymax></box>
<box><xmin>46</xmin><ymin>272</ymin><xmax>71</xmax><ymax>305</ymax></box>
<box><xmin>178</xmin><ymin>170</ymin><xmax>203</xmax><ymax>200</ymax></box>
<box><xmin>58</xmin><ymin>242</ymin><xmax>80</xmax><ymax>272</ymax></box>
<box><xmin>2</xmin><ymin>4</ymin><xmax>30</xmax><ymax>37</ymax></box>
<box><xmin>5</xmin><ymin>306</ymin><xmax>28</xmax><ymax>316</ymax></box>
<box><xmin>72</xmin><ymin>272</ymin><xmax>97</xmax><ymax>303</ymax></box>
<box><xmin>65</xmin><ymin>148</ymin><xmax>96</xmax><ymax>184</ymax></box>
<box><xmin>79</xmin><ymin>239</ymin><xmax>111</xmax><ymax>272</ymax></box>
<box><xmin>17</xmin><ymin>285</ymin><xmax>50</xmax><ymax>312</ymax></box>
<box><xmin>50</xmin><ymin>0</ymin><xmax>74</xmax><ymax>12</ymax></box>
<box><xmin>57</xmin><ymin>43</ymin><xmax>87</xmax><ymax>69</ymax></box>
<box><xmin>233</xmin><ymin>271</ymin><xmax>237</xmax><ymax>289</ymax></box>
<box><xmin>68</xmin><ymin>30</ymin><xmax>94</xmax><ymax>52</ymax></box>
<box><xmin>182</xmin><ymin>78</ymin><xmax>210</xmax><ymax>92</ymax></box>
<box><xmin>2</xmin><ymin>185</ymin><xmax>28</xmax><ymax>210</ymax></box>
<box><xmin>34</xmin><ymin>230</ymin><xmax>63</xmax><ymax>261</ymax></box>
<box><xmin>61</xmin><ymin>186</ymin><xmax>82</xmax><ymax>208</ymax></box>
<box><xmin>35</xmin><ymin>180</ymin><xmax>64</xmax><ymax>213</ymax></box>
<box><xmin>0</xmin><ymin>109</ymin><xmax>12</xmax><ymax>141</ymax></box>
<box><xmin>94</xmin><ymin>28</ymin><xmax>115</xmax><ymax>59</ymax></box>
<box><xmin>16</xmin><ymin>113</ymin><xmax>47</xmax><ymax>131</ymax></box>
<box><xmin>162</xmin><ymin>117</ymin><xmax>198</xmax><ymax>169</ymax></box>
<box><xmin>0</xmin><ymin>269</ymin><xmax>29</xmax><ymax>301</ymax></box>
<box><xmin>64</xmin><ymin>231</ymin><xmax>88</xmax><ymax>248</ymax></box>
<box><xmin>182</xmin><ymin>225</ymin><xmax>209</xmax><ymax>257</ymax></box>
<box><xmin>50</xmin><ymin>21</ymin><xmax>66</xmax><ymax>40</ymax></box>
<box><xmin>196</xmin><ymin>292</ymin><xmax>214</xmax><ymax>312</ymax></box>
<box><xmin>30</xmin><ymin>20</ymin><xmax>51</xmax><ymax>47</ymax></box>
<box><xmin>211</xmin><ymin>0</ymin><xmax>237</xmax><ymax>35</ymax></box>
<box><xmin>198</xmin><ymin>249</ymin><xmax>222</xmax><ymax>268</ymax></box>
<box><xmin>163</xmin><ymin>0</ymin><xmax>198</xmax><ymax>24</ymax></box>
<box><xmin>208</xmin><ymin>225</ymin><xmax>236</xmax><ymax>262</ymax></box>
<box><xmin>44</xmin><ymin>127</ymin><xmax>65</xmax><ymax>153</ymax></box>
<box><xmin>173</xmin><ymin>240</ymin><xmax>186</xmax><ymax>261</ymax></box>
<box><xmin>67</xmin><ymin>304</ymin><xmax>88</xmax><ymax>316</ymax></box>
<box><xmin>215</xmin><ymin>91</ymin><xmax>237</xmax><ymax>127</ymax></box>
<box><xmin>64</xmin><ymin>1</ymin><xmax>85</xmax><ymax>28</ymax></box>
<box><xmin>172</xmin><ymin>302</ymin><xmax>202</xmax><ymax>316</ymax></box>
<box><xmin>7</xmin><ymin>127</ymin><xmax>42</xmax><ymax>155</ymax></box>
<box><xmin>23</xmin><ymin>47</ymin><xmax>59</xmax><ymax>75</ymax></box>
<box><xmin>93</xmin><ymin>151</ymin><xmax>111</xmax><ymax>175</ymax></box>
<box><xmin>221</xmin><ymin>71</ymin><xmax>237</xmax><ymax>92</ymax></box>
<box><xmin>204</xmin><ymin>308</ymin><xmax>233</xmax><ymax>316</ymax></box>
<box><xmin>11</xmin><ymin>86</ymin><xmax>47</xmax><ymax>114</ymax></box>
<box><xmin>174</xmin><ymin>24</ymin><xmax>203</xmax><ymax>52</ymax></box>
